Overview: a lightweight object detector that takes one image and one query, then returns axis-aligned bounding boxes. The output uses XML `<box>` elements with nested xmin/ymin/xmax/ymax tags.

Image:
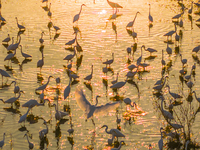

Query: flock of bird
<box><xmin>0</xmin><ymin>0</ymin><xmax>200</xmax><ymax>149</ymax></box>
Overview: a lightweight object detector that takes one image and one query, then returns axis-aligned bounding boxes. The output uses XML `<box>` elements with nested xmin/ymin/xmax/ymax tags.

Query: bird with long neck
<box><xmin>64</xmin><ymin>72</ymin><xmax>72</xmax><ymax>100</ymax></box>
<box><xmin>84</xmin><ymin>65</ymin><xmax>93</xmax><ymax>83</ymax></box>
<box><xmin>35</xmin><ymin>76</ymin><xmax>53</xmax><ymax>91</ymax></box>
<box><xmin>161</xmin><ymin>49</ymin><xmax>166</xmax><ymax>67</ymax></box>
<box><xmin>15</xmin><ymin>17</ymin><xmax>25</xmax><ymax>30</ymax></box>
<box><xmin>73</xmin><ymin>4</ymin><xmax>86</xmax><ymax>23</ymax></box>
<box><xmin>24</xmin><ymin>133</ymin><xmax>34</xmax><ymax>149</ymax></box>
<box><xmin>37</xmin><ymin>50</ymin><xmax>44</xmax><ymax>73</ymax></box>
<box><xmin>126</xmin><ymin>11</ymin><xmax>140</xmax><ymax>29</ymax></box>
<box><xmin>160</xmin><ymin>96</ymin><xmax>174</xmax><ymax>120</ymax></box>
<box><xmin>137</xmin><ymin>45</ymin><xmax>145</xmax><ymax>65</ymax></box>
<box><xmin>0</xmin><ymin>133</ymin><xmax>5</xmax><ymax>149</ymax></box>
<box><xmin>158</xmin><ymin>127</ymin><xmax>163</xmax><ymax>150</ymax></box>
<box><xmin>148</xmin><ymin>4</ymin><xmax>153</xmax><ymax>24</ymax></box>
<box><xmin>1</xmin><ymin>91</ymin><xmax>23</xmax><ymax>107</ymax></box>
<box><xmin>39</xmin><ymin>32</ymin><xmax>44</xmax><ymax>44</ymax></box>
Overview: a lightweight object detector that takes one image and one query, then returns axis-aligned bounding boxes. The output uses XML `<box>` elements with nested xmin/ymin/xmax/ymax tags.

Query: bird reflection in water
<box><xmin>83</xmin><ymin>130</ymin><xmax>96</xmax><ymax>150</ymax></box>
<box><xmin>76</xmin><ymin>54</ymin><xmax>83</xmax><ymax>70</ymax></box>
<box><xmin>54</xmin><ymin>124</ymin><xmax>61</xmax><ymax>148</ymax></box>
<box><xmin>40</xmin><ymin>136</ymin><xmax>49</xmax><ymax>150</ymax></box>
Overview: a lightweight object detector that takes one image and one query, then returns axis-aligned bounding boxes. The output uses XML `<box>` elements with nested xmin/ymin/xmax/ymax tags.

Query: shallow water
<box><xmin>0</xmin><ymin>0</ymin><xmax>200</xmax><ymax>149</ymax></box>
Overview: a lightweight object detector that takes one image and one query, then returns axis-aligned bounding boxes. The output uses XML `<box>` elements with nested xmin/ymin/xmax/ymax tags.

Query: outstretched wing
<box><xmin>75</xmin><ymin>88</ymin><xmax>91</xmax><ymax>112</ymax></box>
<box><xmin>93</xmin><ymin>102</ymin><xmax>120</xmax><ymax>117</ymax></box>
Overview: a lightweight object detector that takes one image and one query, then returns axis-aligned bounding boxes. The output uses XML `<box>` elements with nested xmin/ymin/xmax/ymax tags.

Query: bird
<box><xmin>125</xmin><ymin>70</ymin><xmax>137</xmax><ymax>79</ymax></box>
<box><xmin>39</xmin><ymin>32</ymin><xmax>45</xmax><ymax>45</ymax></box>
<box><xmin>53</xmin><ymin>103</ymin><xmax>68</xmax><ymax>121</ymax></box>
<box><xmin>110</xmin><ymin>77</ymin><xmax>128</xmax><ymax>89</ymax></box>
<box><xmin>126</xmin><ymin>47</ymin><xmax>132</xmax><ymax>56</ymax></box>
<box><xmin>39</xmin><ymin>120</ymin><xmax>48</xmax><ymax>140</ymax></box>
<box><xmin>7</xmin><ymin>35</ymin><xmax>21</xmax><ymax>51</ymax></box>
<box><xmin>126</xmin><ymin>11</ymin><xmax>140</xmax><ymax>29</ymax></box>
<box><xmin>171</xmin><ymin>123</ymin><xmax>183</xmax><ymax>130</ymax></box>
<box><xmin>15</xmin><ymin>17</ymin><xmax>25</xmax><ymax>30</ymax></box>
<box><xmin>73</xmin><ymin>4</ymin><xmax>86</xmax><ymax>23</ymax></box>
<box><xmin>161</xmin><ymin>49</ymin><xmax>166</xmax><ymax>67</ymax></box>
<box><xmin>84</xmin><ymin>65</ymin><xmax>93</xmax><ymax>83</ymax></box>
<box><xmin>18</xmin><ymin>106</ymin><xmax>32</xmax><ymax>125</ymax></box>
<box><xmin>0</xmin><ymin>133</ymin><xmax>5</xmax><ymax>149</ymax></box>
<box><xmin>102</xmin><ymin>53</ymin><xmax>114</xmax><ymax>67</ymax></box>
<box><xmin>166</xmin><ymin>85</ymin><xmax>183</xmax><ymax>99</ymax></box>
<box><xmin>11</xmin><ymin>81</ymin><xmax>20</xmax><ymax>95</ymax></box>
<box><xmin>153</xmin><ymin>76</ymin><xmax>168</xmax><ymax>92</ymax></box>
<box><xmin>123</xmin><ymin>98</ymin><xmax>136</xmax><ymax>108</ymax></box>
<box><xmin>128</xmin><ymin>64</ymin><xmax>137</xmax><ymax>71</ymax></box>
<box><xmin>67</xmin><ymin>128</ymin><xmax>74</xmax><ymax>135</ymax></box>
<box><xmin>2</xmin><ymin>34</ymin><xmax>10</xmax><ymax>43</ymax></box>
<box><xmin>4</xmin><ymin>49</ymin><xmax>16</xmax><ymax>64</ymax></box>
<box><xmin>148</xmin><ymin>4</ymin><xmax>153</xmax><ymax>24</ymax></box>
<box><xmin>63</xmin><ymin>46</ymin><xmax>76</xmax><ymax>62</ymax></box>
<box><xmin>179</xmin><ymin>54</ymin><xmax>187</xmax><ymax>66</ymax></box>
<box><xmin>111</xmin><ymin>72</ymin><xmax>119</xmax><ymax>84</ymax></box>
<box><xmin>22</xmin><ymin>99</ymin><xmax>49</xmax><ymax>109</ymax></box>
<box><xmin>24</xmin><ymin>133</ymin><xmax>34</xmax><ymax>150</ymax></box>
<box><xmin>100</xmin><ymin>125</ymin><xmax>125</xmax><ymax>140</ymax></box>
<box><xmin>47</xmin><ymin>3</ymin><xmax>52</xmax><ymax>17</ymax></box>
<box><xmin>0</xmin><ymin>90</ymin><xmax>23</xmax><ymax>107</ymax></box>
<box><xmin>75</xmin><ymin>88</ymin><xmax>120</xmax><ymax>120</ymax></box>
<box><xmin>192</xmin><ymin>45</ymin><xmax>200</xmax><ymax>53</ymax></box>
<box><xmin>159</xmin><ymin>96</ymin><xmax>174</xmax><ymax>120</ymax></box>
<box><xmin>65</xmin><ymin>32</ymin><xmax>77</xmax><ymax>47</ymax></box>
<box><xmin>158</xmin><ymin>127</ymin><xmax>163</xmax><ymax>150</ymax></box>
<box><xmin>166</xmin><ymin>43</ymin><xmax>172</xmax><ymax>55</ymax></box>
<box><xmin>192</xmin><ymin>91</ymin><xmax>200</xmax><ymax>104</ymax></box>
<box><xmin>144</xmin><ymin>45</ymin><xmax>157</xmax><ymax>56</ymax></box>
<box><xmin>53</xmin><ymin>24</ymin><xmax>60</xmax><ymax>33</ymax></box>
<box><xmin>137</xmin><ymin>45</ymin><xmax>145</xmax><ymax>65</ymax></box>
<box><xmin>107</xmin><ymin>0</ymin><xmax>123</xmax><ymax>12</ymax></box>
<box><xmin>163</xmin><ymin>25</ymin><xmax>176</xmax><ymax>41</ymax></box>
<box><xmin>172</xmin><ymin>12</ymin><xmax>184</xmax><ymax>21</ymax></box>
<box><xmin>185</xmin><ymin>140</ymin><xmax>190</xmax><ymax>150</ymax></box>
<box><xmin>111</xmin><ymin>141</ymin><xmax>125</xmax><ymax>150</ymax></box>
<box><xmin>37</xmin><ymin>50</ymin><xmax>44</xmax><ymax>72</ymax></box>
<box><xmin>64</xmin><ymin>74</ymin><xmax>71</xmax><ymax>100</ymax></box>
<box><xmin>20</xmin><ymin>45</ymin><xmax>32</xmax><ymax>59</ymax></box>
<box><xmin>0</xmin><ymin>69</ymin><xmax>11</xmax><ymax>84</ymax></box>
<box><xmin>35</xmin><ymin>76</ymin><xmax>53</xmax><ymax>91</ymax></box>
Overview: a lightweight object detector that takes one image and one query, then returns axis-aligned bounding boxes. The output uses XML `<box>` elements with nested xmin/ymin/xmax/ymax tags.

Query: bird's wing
<box><xmin>93</xmin><ymin>102</ymin><xmax>120</xmax><ymax>117</ymax></box>
<box><xmin>112</xmin><ymin>129</ymin><xmax>125</xmax><ymax>137</ymax></box>
<box><xmin>75</xmin><ymin>88</ymin><xmax>91</xmax><ymax>112</ymax></box>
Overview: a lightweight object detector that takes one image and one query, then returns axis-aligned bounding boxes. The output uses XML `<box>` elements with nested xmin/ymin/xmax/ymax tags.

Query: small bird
<box><xmin>102</xmin><ymin>53</ymin><xmax>114</xmax><ymax>67</ymax></box>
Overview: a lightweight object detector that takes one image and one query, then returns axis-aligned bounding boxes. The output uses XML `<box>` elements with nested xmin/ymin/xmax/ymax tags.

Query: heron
<box><xmin>39</xmin><ymin>32</ymin><xmax>44</xmax><ymax>45</ymax></box>
<box><xmin>37</xmin><ymin>50</ymin><xmax>44</xmax><ymax>72</ymax></box>
<box><xmin>20</xmin><ymin>45</ymin><xmax>32</xmax><ymax>59</ymax></box>
<box><xmin>126</xmin><ymin>11</ymin><xmax>140</xmax><ymax>29</ymax></box>
<box><xmin>18</xmin><ymin>106</ymin><xmax>32</xmax><ymax>125</ymax></box>
<box><xmin>39</xmin><ymin>120</ymin><xmax>48</xmax><ymax>140</ymax></box>
<box><xmin>144</xmin><ymin>45</ymin><xmax>157</xmax><ymax>56</ymax></box>
<box><xmin>192</xmin><ymin>91</ymin><xmax>200</xmax><ymax>104</ymax></box>
<box><xmin>107</xmin><ymin>0</ymin><xmax>123</xmax><ymax>12</ymax></box>
<box><xmin>166</xmin><ymin>43</ymin><xmax>172</xmax><ymax>55</ymax></box>
<box><xmin>2</xmin><ymin>34</ymin><xmax>10</xmax><ymax>43</ymax></box>
<box><xmin>110</xmin><ymin>77</ymin><xmax>128</xmax><ymax>89</ymax></box>
<box><xmin>22</xmin><ymin>99</ymin><xmax>49</xmax><ymax>109</ymax></box>
<box><xmin>0</xmin><ymin>133</ymin><xmax>5</xmax><ymax>149</ymax></box>
<box><xmin>84</xmin><ymin>65</ymin><xmax>93</xmax><ymax>83</ymax></box>
<box><xmin>7</xmin><ymin>35</ymin><xmax>21</xmax><ymax>51</ymax></box>
<box><xmin>179</xmin><ymin>54</ymin><xmax>187</xmax><ymax>67</ymax></box>
<box><xmin>0</xmin><ymin>69</ymin><xmax>11</xmax><ymax>84</ymax></box>
<box><xmin>166</xmin><ymin>85</ymin><xmax>183</xmax><ymax>99</ymax></box>
<box><xmin>24</xmin><ymin>133</ymin><xmax>34</xmax><ymax>150</ymax></box>
<box><xmin>123</xmin><ymin>98</ymin><xmax>136</xmax><ymax>108</ymax></box>
<box><xmin>47</xmin><ymin>3</ymin><xmax>52</xmax><ymax>17</ymax></box>
<box><xmin>103</xmin><ymin>53</ymin><xmax>114</xmax><ymax>67</ymax></box>
<box><xmin>63</xmin><ymin>46</ymin><xmax>76</xmax><ymax>62</ymax></box>
<box><xmin>148</xmin><ymin>4</ymin><xmax>153</xmax><ymax>24</ymax></box>
<box><xmin>15</xmin><ymin>17</ymin><xmax>25</xmax><ymax>30</ymax></box>
<box><xmin>53</xmin><ymin>103</ymin><xmax>69</xmax><ymax>121</ymax></box>
<box><xmin>4</xmin><ymin>49</ymin><xmax>16</xmax><ymax>65</ymax></box>
<box><xmin>159</xmin><ymin>96</ymin><xmax>174</xmax><ymax>120</ymax></box>
<box><xmin>11</xmin><ymin>81</ymin><xmax>20</xmax><ymax>95</ymax></box>
<box><xmin>73</xmin><ymin>4</ymin><xmax>86</xmax><ymax>23</ymax></box>
<box><xmin>35</xmin><ymin>76</ymin><xmax>54</xmax><ymax>91</ymax></box>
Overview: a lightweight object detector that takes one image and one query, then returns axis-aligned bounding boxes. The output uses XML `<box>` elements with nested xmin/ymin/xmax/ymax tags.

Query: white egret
<box><xmin>64</xmin><ymin>74</ymin><xmax>71</xmax><ymax>100</ymax></box>
<box><xmin>158</xmin><ymin>127</ymin><xmax>163</xmax><ymax>150</ymax></box>
<box><xmin>148</xmin><ymin>4</ymin><xmax>153</xmax><ymax>24</ymax></box>
<box><xmin>2</xmin><ymin>34</ymin><xmax>10</xmax><ymax>43</ymax></box>
<box><xmin>192</xmin><ymin>91</ymin><xmax>200</xmax><ymax>104</ymax></box>
<box><xmin>35</xmin><ymin>76</ymin><xmax>53</xmax><ymax>91</ymax></box>
<box><xmin>103</xmin><ymin>53</ymin><xmax>114</xmax><ymax>67</ymax></box>
<box><xmin>110</xmin><ymin>77</ymin><xmax>128</xmax><ymax>89</ymax></box>
<box><xmin>111</xmin><ymin>141</ymin><xmax>125</xmax><ymax>150</ymax></box>
<box><xmin>18</xmin><ymin>106</ymin><xmax>32</xmax><ymax>124</ymax></box>
<box><xmin>20</xmin><ymin>45</ymin><xmax>32</xmax><ymax>59</ymax></box>
<box><xmin>39</xmin><ymin>32</ymin><xmax>44</xmax><ymax>45</ymax></box>
<box><xmin>73</xmin><ymin>4</ymin><xmax>86</xmax><ymax>23</ymax></box>
<box><xmin>111</xmin><ymin>72</ymin><xmax>119</xmax><ymax>84</ymax></box>
<box><xmin>63</xmin><ymin>46</ymin><xmax>76</xmax><ymax>62</ymax></box>
<box><xmin>47</xmin><ymin>3</ymin><xmax>52</xmax><ymax>17</ymax></box>
<box><xmin>107</xmin><ymin>0</ymin><xmax>123</xmax><ymax>12</ymax></box>
<box><xmin>11</xmin><ymin>81</ymin><xmax>20</xmax><ymax>95</ymax></box>
<box><xmin>84</xmin><ymin>65</ymin><xmax>93</xmax><ymax>83</ymax></box>
<box><xmin>75</xmin><ymin>88</ymin><xmax>120</xmax><ymax>120</ymax></box>
<box><xmin>0</xmin><ymin>69</ymin><xmax>11</xmax><ymax>83</ymax></box>
<box><xmin>15</xmin><ymin>17</ymin><xmax>25</xmax><ymax>30</ymax></box>
<box><xmin>100</xmin><ymin>125</ymin><xmax>125</xmax><ymax>140</ymax></box>
<box><xmin>0</xmin><ymin>90</ymin><xmax>23</xmax><ymax>107</ymax></box>
<box><xmin>37</xmin><ymin>50</ymin><xmax>44</xmax><ymax>72</ymax></box>
<box><xmin>39</xmin><ymin>120</ymin><xmax>48</xmax><ymax>140</ymax></box>
<box><xmin>166</xmin><ymin>85</ymin><xmax>183</xmax><ymax>99</ymax></box>
<box><xmin>24</xmin><ymin>133</ymin><xmax>34</xmax><ymax>150</ymax></box>
<box><xmin>160</xmin><ymin>96</ymin><xmax>174</xmax><ymax>120</ymax></box>
<box><xmin>126</xmin><ymin>11</ymin><xmax>140</xmax><ymax>29</ymax></box>
<box><xmin>0</xmin><ymin>133</ymin><xmax>5</xmax><ymax>149</ymax></box>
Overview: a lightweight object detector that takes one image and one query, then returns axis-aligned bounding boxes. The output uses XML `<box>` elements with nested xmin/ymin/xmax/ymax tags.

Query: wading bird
<box><xmin>35</xmin><ymin>76</ymin><xmax>53</xmax><ymax>91</ymax></box>
<box><xmin>84</xmin><ymin>65</ymin><xmax>93</xmax><ymax>83</ymax></box>
<box><xmin>0</xmin><ymin>69</ymin><xmax>10</xmax><ymax>84</ymax></box>
<box><xmin>2</xmin><ymin>34</ymin><xmax>10</xmax><ymax>43</ymax></box>
<box><xmin>0</xmin><ymin>133</ymin><xmax>5</xmax><ymax>149</ymax></box>
<box><xmin>18</xmin><ymin>106</ymin><xmax>32</xmax><ymax>125</ymax></box>
<box><xmin>24</xmin><ymin>133</ymin><xmax>34</xmax><ymax>150</ymax></box>
<box><xmin>126</xmin><ymin>11</ymin><xmax>140</xmax><ymax>29</ymax></box>
<box><xmin>20</xmin><ymin>45</ymin><xmax>32</xmax><ymax>59</ymax></box>
<box><xmin>107</xmin><ymin>0</ymin><xmax>123</xmax><ymax>12</ymax></box>
<box><xmin>63</xmin><ymin>46</ymin><xmax>76</xmax><ymax>62</ymax></box>
<box><xmin>37</xmin><ymin>50</ymin><xmax>44</xmax><ymax>72</ymax></box>
<box><xmin>148</xmin><ymin>4</ymin><xmax>153</xmax><ymax>25</ymax></box>
<box><xmin>39</xmin><ymin>32</ymin><xmax>44</xmax><ymax>45</ymax></box>
<box><xmin>158</xmin><ymin>127</ymin><xmax>163</xmax><ymax>150</ymax></box>
<box><xmin>73</xmin><ymin>4</ymin><xmax>86</xmax><ymax>23</ymax></box>
<box><xmin>16</xmin><ymin>17</ymin><xmax>25</xmax><ymax>30</ymax></box>
<box><xmin>39</xmin><ymin>120</ymin><xmax>48</xmax><ymax>140</ymax></box>
<box><xmin>111</xmin><ymin>141</ymin><xmax>125</xmax><ymax>150</ymax></box>
<box><xmin>11</xmin><ymin>81</ymin><xmax>20</xmax><ymax>95</ymax></box>
<box><xmin>103</xmin><ymin>53</ymin><xmax>114</xmax><ymax>67</ymax></box>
